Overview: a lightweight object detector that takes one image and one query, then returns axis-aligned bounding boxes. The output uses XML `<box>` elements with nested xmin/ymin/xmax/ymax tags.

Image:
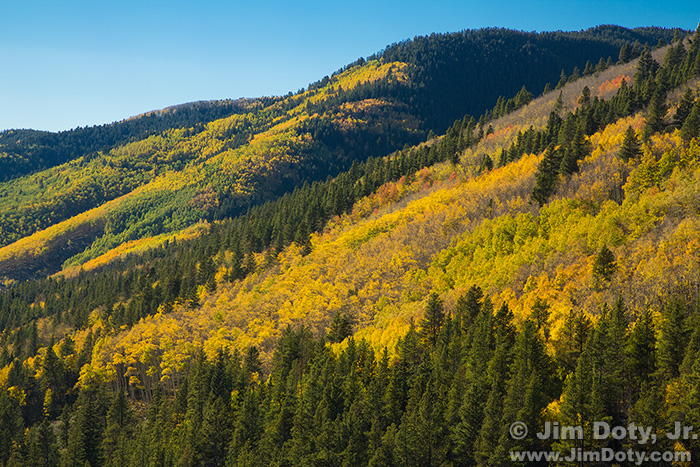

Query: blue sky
<box><xmin>1</xmin><ymin>0</ymin><xmax>697</xmax><ymax>132</ymax></box>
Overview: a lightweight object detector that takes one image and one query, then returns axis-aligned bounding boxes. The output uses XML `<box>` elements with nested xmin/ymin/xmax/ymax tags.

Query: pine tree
<box><xmin>479</xmin><ymin>154</ymin><xmax>493</xmax><ymax>172</ymax></box>
<box><xmin>558</xmin><ymin>301</ymin><xmax>630</xmax><ymax>455</ymax></box>
<box><xmin>592</xmin><ymin>244</ymin><xmax>616</xmax><ymax>281</ymax></box>
<box><xmin>579</xmin><ymin>85</ymin><xmax>592</xmax><ymax>108</ymax></box>
<box><xmin>514</xmin><ymin>85</ymin><xmax>534</xmax><ymax>108</ymax></box>
<box><xmin>229</xmin><ymin>387</ymin><xmax>263</xmax><ymax>464</ymax></box>
<box><xmin>596</xmin><ymin>56</ymin><xmax>607</xmax><ymax>73</ymax></box>
<box><xmin>555</xmin><ymin>309</ymin><xmax>591</xmax><ymax>376</ymax></box>
<box><xmin>285</xmin><ymin>388</ymin><xmax>317</xmax><ymax>465</ymax></box>
<box><xmin>596</xmin><ymin>300</ymin><xmax>629</xmax><ymax>427</ymax></box>
<box><xmin>683</xmin><ymin>351</ymin><xmax>700</xmax><ymax>461</ymax></box>
<box><xmin>619</xmin><ymin>126</ymin><xmax>642</xmax><ymax>162</ymax></box>
<box><xmin>493</xmin><ymin>320</ymin><xmax>555</xmax><ymax>462</ymax></box>
<box><xmin>559</xmin><ymin>145</ymin><xmax>579</xmax><ymax>176</ymax></box>
<box><xmin>102</xmin><ymin>391</ymin><xmax>136</xmax><ymax>467</ymax></box>
<box><xmin>555</xmin><ymin>70</ymin><xmax>567</xmax><ymax>89</ymax></box>
<box><xmin>0</xmin><ymin>390</ymin><xmax>24</xmax><ymax>467</ymax></box>
<box><xmin>630</xmin><ymin>382</ymin><xmax>670</xmax><ymax>454</ymax></box>
<box><xmin>643</xmin><ymin>89</ymin><xmax>667</xmax><ymax>140</ymax></box>
<box><xmin>327</xmin><ymin>311</ymin><xmax>353</xmax><ymax>343</ymax></box>
<box><xmin>474</xmin><ymin>338</ymin><xmax>510</xmax><ymax>465</ymax></box>
<box><xmin>25</xmin><ymin>418</ymin><xmax>60</xmax><ymax>467</ymax></box>
<box><xmin>657</xmin><ymin>299</ymin><xmax>688</xmax><ymax>380</ymax></box>
<box><xmin>28</xmin><ymin>320</ymin><xmax>38</xmax><ymax>357</ymax></box>
<box><xmin>420</xmin><ymin>293</ymin><xmax>444</xmax><ymax>349</ymax></box>
<box><xmin>635</xmin><ymin>45</ymin><xmax>658</xmax><ymax>86</ymax></box>
<box><xmin>41</xmin><ymin>337</ymin><xmax>65</xmax><ymax>415</ymax></box>
<box><xmin>200</xmin><ymin>352</ymin><xmax>234</xmax><ymax>465</ymax></box>
<box><xmin>556</xmin><ymin>328</ymin><xmax>602</xmax><ymax>456</ymax></box>
<box><xmin>492</xmin><ymin>302</ymin><xmax>516</xmax><ymax>350</ymax></box>
<box><xmin>452</xmin><ymin>302</ymin><xmax>493</xmax><ymax>464</ymax></box>
<box><xmin>554</xmin><ymin>91</ymin><xmax>564</xmax><ymax>113</ymax></box>
<box><xmin>567</xmin><ymin>66</ymin><xmax>581</xmax><ymax>83</ymax></box>
<box><xmin>530</xmin><ymin>297</ymin><xmax>551</xmax><ymax>341</ymax></box>
<box><xmin>618</xmin><ymin>43</ymin><xmax>631</xmax><ymax>63</ymax></box>
<box><xmin>681</xmin><ymin>98</ymin><xmax>700</xmax><ymax>141</ymax></box>
<box><xmin>531</xmin><ymin>146</ymin><xmax>562</xmax><ymax>206</ymax></box>
<box><xmin>395</xmin><ymin>369</ymin><xmax>447</xmax><ymax>467</ymax></box>
<box><xmin>673</xmin><ymin>89</ymin><xmax>695</xmax><ymax>128</ymax></box>
<box><xmin>368</xmin><ymin>424</ymin><xmax>397</xmax><ymax>467</ymax></box>
<box><xmin>66</xmin><ymin>390</ymin><xmax>106</xmax><ymax>467</ymax></box>
<box><xmin>59</xmin><ymin>404</ymin><xmax>71</xmax><ymax>448</ymax></box>
<box><xmin>627</xmin><ymin>308</ymin><xmax>657</xmax><ymax>402</ymax></box>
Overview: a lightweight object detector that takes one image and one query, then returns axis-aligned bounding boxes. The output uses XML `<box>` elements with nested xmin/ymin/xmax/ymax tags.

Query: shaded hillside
<box><xmin>369</xmin><ymin>25</ymin><xmax>685</xmax><ymax>131</ymax></box>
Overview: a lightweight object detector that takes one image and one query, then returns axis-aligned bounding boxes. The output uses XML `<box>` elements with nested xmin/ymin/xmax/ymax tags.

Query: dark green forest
<box><xmin>4</xmin><ymin>291</ymin><xmax>700</xmax><ymax>466</ymax></box>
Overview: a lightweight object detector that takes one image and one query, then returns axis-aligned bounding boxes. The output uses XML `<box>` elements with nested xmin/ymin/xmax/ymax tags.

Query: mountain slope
<box><xmin>85</xmin><ymin>56</ymin><xmax>700</xmax><ymax>376</ymax></box>
<box><xmin>370</xmin><ymin>25</ymin><xmax>684</xmax><ymax>130</ymax></box>
<box><xmin>0</xmin><ymin>24</ymin><xmax>700</xmax><ymax>467</ymax></box>
<box><xmin>0</xmin><ymin>26</ymin><xmax>683</xmax><ymax>281</ymax></box>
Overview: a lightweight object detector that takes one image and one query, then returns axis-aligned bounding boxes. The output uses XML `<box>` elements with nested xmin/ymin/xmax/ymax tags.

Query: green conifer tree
<box><xmin>493</xmin><ymin>320</ymin><xmax>555</xmax><ymax>462</ymax></box>
<box><xmin>420</xmin><ymin>293</ymin><xmax>445</xmax><ymax>349</ymax></box>
<box><xmin>627</xmin><ymin>308</ymin><xmax>656</xmax><ymax>390</ymax></box>
<box><xmin>328</xmin><ymin>311</ymin><xmax>353</xmax><ymax>343</ymax></box>
<box><xmin>681</xmin><ymin>99</ymin><xmax>700</xmax><ymax>141</ymax></box>
<box><xmin>0</xmin><ymin>390</ymin><xmax>24</xmax><ymax>467</ymax></box>
<box><xmin>25</xmin><ymin>418</ymin><xmax>60</xmax><ymax>467</ymax></box>
<box><xmin>102</xmin><ymin>391</ymin><xmax>136</xmax><ymax>467</ymax></box>
<box><xmin>593</xmin><ymin>244</ymin><xmax>617</xmax><ymax>281</ymax></box>
<box><xmin>619</xmin><ymin>126</ymin><xmax>642</xmax><ymax>162</ymax></box>
<box><xmin>66</xmin><ymin>391</ymin><xmax>106</xmax><ymax>467</ymax></box>
<box><xmin>452</xmin><ymin>303</ymin><xmax>493</xmax><ymax>464</ymax></box>
<box><xmin>618</xmin><ymin>43</ymin><xmax>631</xmax><ymax>63</ymax></box>
<box><xmin>643</xmin><ymin>89</ymin><xmax>667</xmax><ymax>140</ymax></box>
<box><xmin>474</xmin><ymin>338</ymin><xmax>510</xmax><ymax>466</ymax></box>
<box><xmin>673</xmin><ymin>89</ymin><xmax>695</xmax><ymax>128</ymax></box>
<box><xmin>531</xmin><ymin>297</ymin><xmax>551</xmax><ymax>341</ymax></box>
<box><xmin>395</xmin><ymin>369</ymin><xmax>447</xmax><ymax>467</ymax></box>
<box><xmin>531</xmin><ymin>146</ymin><xmax>562</xmax><ymax>206</ymax></box>
<box><xmin>657</xmin><ymin>299</ymin><xmax>688</xmax><ymax>380</ymax></box>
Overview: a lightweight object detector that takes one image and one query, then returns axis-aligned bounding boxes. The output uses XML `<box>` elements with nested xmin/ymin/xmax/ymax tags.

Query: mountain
<box><xmin>1</xmin><ymin>23</ymin><xmax>700</xmax><ymax>466</ymax></box>
<box><xmin>0</xmin><ymin>26</ymin><xmax>683</xmax><ymax>282</ymax></box>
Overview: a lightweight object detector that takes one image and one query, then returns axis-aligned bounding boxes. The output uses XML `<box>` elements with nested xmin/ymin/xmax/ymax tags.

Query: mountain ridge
<box><xmin>0</xmin><ymin>25</ymin><xmax>684</xmax><ymax>282</ymax></box>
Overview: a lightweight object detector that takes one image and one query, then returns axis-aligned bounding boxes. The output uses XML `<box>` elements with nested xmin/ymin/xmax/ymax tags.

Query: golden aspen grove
<box><xmin>1</xmin><ymin>24</ymin><xmax>700</xmax><ymax>466</ymax></box>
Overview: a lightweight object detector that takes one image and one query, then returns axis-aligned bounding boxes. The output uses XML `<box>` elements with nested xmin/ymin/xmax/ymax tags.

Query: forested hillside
<box><xmin>0</xmin><ymin>26</ymin><xmax>682</xmax><ymax>282</ymax></box>
<box><xmin>1</xmin><ymin>23</ymin><xmax>700</xmax><ymax>466</ymax></box>
<box><xmin>0</xmin><ymin>99</ymin><xmax>274</xmax><ymax>182</ymax></box>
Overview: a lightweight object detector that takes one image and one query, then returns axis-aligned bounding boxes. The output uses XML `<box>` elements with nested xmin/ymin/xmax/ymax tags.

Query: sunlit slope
<box><xmin>80</xmin><ymin>61</ymin><xmax>700</xmax><ymax>385</ymax></box>
<box><xmin>0</xmin><ymin>26</ymin><xmax>684</xmax><ymax>281</ymax></box>
<box><xmin>0</xmin><ymin>61</ymin><xmax>420</xmax><ymax>279</ymax></box>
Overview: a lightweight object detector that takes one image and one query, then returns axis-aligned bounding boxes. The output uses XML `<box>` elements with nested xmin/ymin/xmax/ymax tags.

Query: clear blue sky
<box><xmin>1</xmin><ymin>0</ymin><xmax>697</xmax><ymax>132</ymax></box>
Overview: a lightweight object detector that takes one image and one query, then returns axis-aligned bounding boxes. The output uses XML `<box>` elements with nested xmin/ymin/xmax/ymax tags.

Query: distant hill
<box><xmin>0</xmin><ymin>98</ymin><xmax>274</xmax><ymax>182</ymax></box>
<box><xmin>0</xmin><ymin>26</ymin><xmax>682</xmax><ymax>184</ymax></box>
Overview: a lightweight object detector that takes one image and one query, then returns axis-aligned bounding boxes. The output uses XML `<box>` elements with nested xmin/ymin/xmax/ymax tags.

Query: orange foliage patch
<box><xmin>598</xmin><ymin>75</ymin><xmax>631</xmax><ymax>97</ymax></box>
